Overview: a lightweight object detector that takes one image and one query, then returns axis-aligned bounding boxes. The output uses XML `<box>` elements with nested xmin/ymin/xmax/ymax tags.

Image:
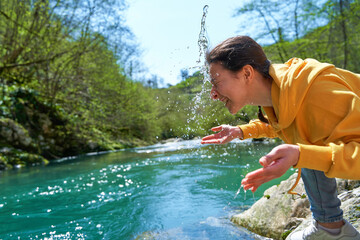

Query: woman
<box><xmin>201</xmin><ymin>36</ymin><xmax>360</xmax><ymax>240</ymax></box>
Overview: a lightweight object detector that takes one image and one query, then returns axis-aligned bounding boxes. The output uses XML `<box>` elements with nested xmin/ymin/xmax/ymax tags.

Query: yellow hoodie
<box><xmin>239</xmin><ymin>58</ymin><xmax>360</xmax><ymax>180</ymax></box>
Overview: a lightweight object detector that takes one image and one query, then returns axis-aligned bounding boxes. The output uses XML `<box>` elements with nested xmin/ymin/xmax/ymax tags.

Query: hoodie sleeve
<box><xmin>292</xmin><ymin>67</ymin><xmax>360</xmax><ymax>180</ymax></box>
<box><xmin>296</xmin><ymin>142</ymin><xmax>360</xmax><ymax>180</ymax></box>
<box><xmin>238</xmin><ymin>119</ymin><xmax>278</xmax><ymax>139</ymax></box>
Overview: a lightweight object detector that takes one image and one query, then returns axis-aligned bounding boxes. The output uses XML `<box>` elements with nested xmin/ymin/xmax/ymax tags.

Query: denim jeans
<box><xmin>301</xmin><ymin>168</ymin><xmax>343</xmax><ymax>223</ymax></box>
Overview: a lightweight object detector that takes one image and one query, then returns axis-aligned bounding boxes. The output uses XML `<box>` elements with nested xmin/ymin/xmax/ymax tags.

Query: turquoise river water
<box><xmin>0</xmin><ymin>139</ymin><xmax>294</xmax><ymax>240</ymax></box>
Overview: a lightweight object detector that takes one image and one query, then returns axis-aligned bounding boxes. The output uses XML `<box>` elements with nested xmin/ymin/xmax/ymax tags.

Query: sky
<box><xmin>125</xmin><ymin>0</ymin><xmax>253</xmax><ymax>87</ymax></box>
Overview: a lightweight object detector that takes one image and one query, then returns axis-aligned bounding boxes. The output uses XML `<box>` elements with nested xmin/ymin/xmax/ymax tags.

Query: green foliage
<box><xmin>0</xmin><ymin>2</ymin><xmax>155</xmax><ymax>133</ymax></box>
<box><xmin>0</xmin><ymin>0</ymin><xmax>159</xmax><ymax>167</ymax></box>
<box><xmin>0</xmin><ymin>150</ymin><xmax>48</xmax><ymax>170</ymax></box>
<box><xmin>174</xmin><ymin>72</ymin><xmax>204</xmax><ymax>93</ymax></box>
<box><xmin>2</xmin><ymin>0</ymin><xmax>360</xmax><ymax>169</ymax></box>
<box><xmin>281</xmin><ymin>230</ymin><xmax>292</xmax><ymax>240</ymax></box>
<box><xmin>239</xmin><ymin>0</ymin><xmax>360</xmax><ymax>74</ymax></box>
<box><xmin>152</xmin><ymin>72</ymin><xmax>257</xmax><ymax>140</ymax></box>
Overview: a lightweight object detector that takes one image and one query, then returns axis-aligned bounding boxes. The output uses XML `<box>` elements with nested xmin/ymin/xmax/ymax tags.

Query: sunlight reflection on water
<box><xmin>0</xmin><ymin>138</ymin><xmax>284</xmax><ymax>240</ymax></box>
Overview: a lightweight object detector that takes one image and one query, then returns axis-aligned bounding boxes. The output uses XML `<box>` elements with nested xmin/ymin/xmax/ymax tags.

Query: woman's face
<box><xmin>209</xmin><ymin>62</ymin><xmax>250</xmax><ymax>114</ymax></box>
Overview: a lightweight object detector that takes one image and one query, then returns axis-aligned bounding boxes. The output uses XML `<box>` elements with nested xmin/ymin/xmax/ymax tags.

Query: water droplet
<box><xmin>234</xmin><ymin>184</ymin><xmax>247</xmax><ymax>200</ymax></box>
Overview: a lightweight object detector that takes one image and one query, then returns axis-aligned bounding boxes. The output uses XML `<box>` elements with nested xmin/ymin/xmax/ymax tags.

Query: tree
<box><xmin>321</xmin><ymin>0</ymin><xmax>354</xmax><ymax>69</ymax></box>
<box><xmin>0</xmin><ymin>0</ymin><xmax>139</xmax><ymax>103</ymax></box>
<box><xmin>234</xmin><ymin>0</ymin><xmax>360</xmax><ymax>74</ymax></box>
<box><xmin>180</xmin><ymin>69</ymin><xmax>189</xmax><ymax>81</ymax></box>
<box><xmin>145</xmin><ymin>74</ymin><xmax>163</xmax><ymax>89</ymax></box>
<box><xmin>234</xmin><ymin>0</ymin><xmax>327</xmax><ymax>61</ymax></box>
<box><xmin>0</xmin><ymin>0</ymin><xmax>163</xmax><ymax>146</ymax></box>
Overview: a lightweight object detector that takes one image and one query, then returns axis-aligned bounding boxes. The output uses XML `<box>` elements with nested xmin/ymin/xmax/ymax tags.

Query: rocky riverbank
<box><xmin>231</xmin><ymin>173</ymin><xmax>360</xmax><ymax>240</ymax></box>
<box><xmin>0</xmin><ymin>88</ymin><xmax>141</xmax><ymax>170</ymax></box>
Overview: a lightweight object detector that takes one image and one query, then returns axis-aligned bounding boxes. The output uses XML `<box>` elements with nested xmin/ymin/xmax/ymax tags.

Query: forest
<box><xmin>0</xmin><ymin>0</ymin><xmax>359</xmax><ymax>169</ymax></box>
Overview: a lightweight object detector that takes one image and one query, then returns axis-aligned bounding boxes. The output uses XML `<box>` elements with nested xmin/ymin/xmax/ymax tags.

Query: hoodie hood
<box><xmin>265</xmin><ymin>58</ymin><xmax>334</xmax><ymax>130</ymax></box>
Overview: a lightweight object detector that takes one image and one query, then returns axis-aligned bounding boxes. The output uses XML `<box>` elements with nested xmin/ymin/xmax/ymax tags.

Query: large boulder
<box><xmin>231</xmin><ymin>173</ymin><xmax>360</xmax><ymax>240</ymax></box>
<box><xmin>231</xmin><ymin>173</ymin><xmax>309</xmax><ymax>239</ymax></box>
<box><xmin>0</xmin><ymin>118</ymin><xmax>34</xmax><ymax>150</ymax></box>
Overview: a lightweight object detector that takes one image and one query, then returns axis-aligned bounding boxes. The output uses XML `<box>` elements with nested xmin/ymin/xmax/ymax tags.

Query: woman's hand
<box><xmin>201</xmin><ymin>125</ymin><xmax>243</xmax><ymax>144</ymax></box>
<box><xmin>241</xmin><ymin>144</ymin><xmax>300</xmax><ymax>192</ymax></box>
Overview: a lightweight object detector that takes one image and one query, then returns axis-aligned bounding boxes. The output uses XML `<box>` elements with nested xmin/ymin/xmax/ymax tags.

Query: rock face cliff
<box><xmin>231</xmin><ymin>173</ymin><xmax>360</xmax><ymax>240</ymax></box>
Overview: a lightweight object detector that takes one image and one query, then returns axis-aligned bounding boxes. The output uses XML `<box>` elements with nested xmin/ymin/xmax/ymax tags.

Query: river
<box><xmin>0</xmin><ymin>139</ymin><xmax>294</xmax><ymax>239</ymax></box>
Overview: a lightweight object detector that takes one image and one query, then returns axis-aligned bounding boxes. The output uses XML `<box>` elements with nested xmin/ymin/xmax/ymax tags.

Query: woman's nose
<box><xmin>210</xmin><ymin>87</ymin><xmax>219</xmax><ymax>100</ymax></box>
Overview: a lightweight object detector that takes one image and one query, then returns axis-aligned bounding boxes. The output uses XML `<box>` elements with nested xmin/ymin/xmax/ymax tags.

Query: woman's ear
<box><xmin>241</xmin><ymin>65</ymin><xmax>254</xmax><ymax>84</ymax></box>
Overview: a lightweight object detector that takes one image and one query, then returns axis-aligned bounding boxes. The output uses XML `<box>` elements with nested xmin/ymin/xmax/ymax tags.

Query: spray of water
<box><xmin>234</xmin><ymin>184</ymin><xmax>256</xmax><ymax>204</ymax></box>
<box><xmin>234</xmin><ymin>184</ymin><xmax>246</xmax><ymax>200</ymax></box>
<box><xmin>190</xmin><ymin>6</ymin><xmax>253</xmax><ymax>202</ymax></box>
<box><xmin>186</xmin><ymin>5</ymin><xmax>210</xmax><ymax>126</ymax></box>
<box><xmin>197</xmin><ymin>5</ymin><xmax>209</xmax><ymax>65</ymax></box>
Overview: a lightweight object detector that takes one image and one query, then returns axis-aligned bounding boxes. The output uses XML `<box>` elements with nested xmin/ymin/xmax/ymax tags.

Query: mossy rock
<box><xmin>0</xmin><ymin>150</ymin><xmax>48</xmax><ymax>169</ymax></box>
<box><xmin>231</xmin><ymin>173</ymin><xmax>309</xmax><ymax>239</ymax></box>
<box><xmin>0</xmin><ymin>155</ymin><xmax>11</xmax><ymax>170</ymax></box>
<box><xmin>0</xmin><ymin>118</ymin><xmax>36</xmax><ymax>151</ymax></box>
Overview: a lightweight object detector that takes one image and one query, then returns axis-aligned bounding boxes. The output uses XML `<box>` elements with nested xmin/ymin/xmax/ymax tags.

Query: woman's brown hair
<box><xmin>206</xmin><ymin>36</ymin><xmax>270</xmax><ymax>123</ymax></box>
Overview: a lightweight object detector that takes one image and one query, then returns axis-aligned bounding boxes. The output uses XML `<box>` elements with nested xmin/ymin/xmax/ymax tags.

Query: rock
<box><xmin>339</xmin><ymin>187</ymin><xmax>360</xmax><ymax>229</ymax></box>
<box><xmin>0</xmin><ymin>150</ymin><xmax>49</xmax><ymax>169</ymax></box>
<box><xmin>231</xmin><ymin>173</ymin><xmax>360</xmax><ymax>239</ymax></box>
<box><xmin>281</xmin><ymin>187</ymin><xmax>360</xmax><ymax>239</ymax></box>
<box><xmin>0</xmin><ymin>155</ymin><xmax>8</xmax><ymax>170</ymax></box>
<box><xmin>231</xmin><ymin>173</ymin><xmax>310</xmax><ymax>239</ymax></box>
<box><xmin>0</xmin><ymin>118</ymin><xmax>33</xmax><ymax>149</ymax></box>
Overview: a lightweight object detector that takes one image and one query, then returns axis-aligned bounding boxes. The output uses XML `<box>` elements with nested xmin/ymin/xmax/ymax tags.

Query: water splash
<box><xmin>234</xmin><ymin>184</ymin><xmax>246</xmax><ymax>200</ymax></box>
<box><xmin>196</xmin><ymin>4</ymin><xmax>210</xmax><ymax>85</ymax></box>
<box><xmin>197</xmin><ymin>5</ymin><xmax>209</xmax><ymax>65</ymax></box>
<box><xmin>186</xmin><ymin>5</ymin><xmax>210</xmax><ymax>126</ymax></box>
<box><xmin>234</xmin><ymin>184</ymin><xmax>256</xmax><ymax>203</ymax></box>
